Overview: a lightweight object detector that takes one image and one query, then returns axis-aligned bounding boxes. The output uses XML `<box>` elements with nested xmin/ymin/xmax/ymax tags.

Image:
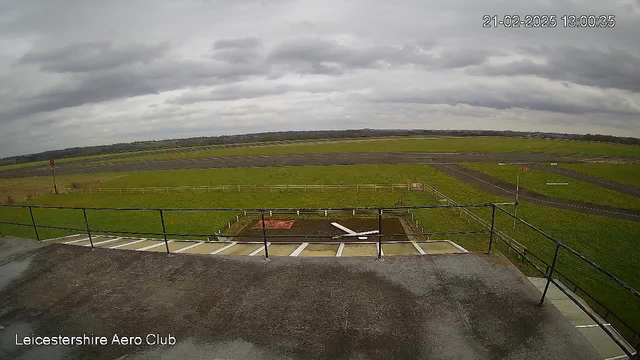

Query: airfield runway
<box><xmin>1</xmin><ymin>151</ymin><xmax>638</xmax><ymax>221</ymax></box>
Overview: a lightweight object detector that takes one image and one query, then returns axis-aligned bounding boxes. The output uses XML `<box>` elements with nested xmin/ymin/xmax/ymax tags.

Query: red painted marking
<box><xmin>521</xmin><ymin>167</ymin><xmax>529</xmax><ymax>172</ymax></box>
<box><xmin>253</xmin><ymin>219</ymin><xmax>295</xmax><ymax>230</ymax></box>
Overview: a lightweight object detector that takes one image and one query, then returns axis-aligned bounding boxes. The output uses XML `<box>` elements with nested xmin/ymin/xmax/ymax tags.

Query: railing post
<box><xmin>261</xmin><ymin>211</ymin><xmax>269</xmax><ymax>259</ymax></box>
<box><xmin>488</xmin><ymin>204</ymin><xmax>496</xmax><ymax>253</ymax></box>
<box><xmin>82</xmin><ymin>208</ymin><xmax>94</xmax><ymax>249</ymax></box>
<box><xmin>539</xmin><ymin>242</ymin><xmax>561</xmax><ymax>306</ymax></box>
<box><xmin>28</xmin><ymin>206</ymin><xmax>40</xmax><ymax>241</ymax></box>
<box><xmin>159</xmin><ymin>209</ymin><xmax>170</xmax><ymax>254</ymax></box>
<box><xmin>377</xmin><ymin>208</ymin><xmax>383</xmax><ymax>259</ymax></box>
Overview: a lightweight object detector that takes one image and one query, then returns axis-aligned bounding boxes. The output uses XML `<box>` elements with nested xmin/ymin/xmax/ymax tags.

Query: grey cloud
<box><xmin>366</xmin><ymin>83</ymin><xmax>640</xmax><ymax>116</ymax></box>
<box><xmin>213</xmin><ymin>37</ymin><xmax>261</xmax><ymax>49</ymax></box>
<box><xmin>168</xmin><ymin>82</ymin><xmax>335</xmax><ymax>104</ymax></box>
<box><xmin>474</xmin><ymin>47</ymin><xmax>640</xmax><ymax>93</ymax></box>
<box><xmin>18</xmin><ymin>41</ymin><xmax>170</xmax><ymax>73</ymax></box>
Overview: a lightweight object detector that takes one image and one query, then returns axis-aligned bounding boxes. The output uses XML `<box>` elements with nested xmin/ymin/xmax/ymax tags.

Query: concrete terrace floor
<box><xmin>0</xmin><ymin>236</ymin><xmax>601</xmax><ymax>360</ymax></box>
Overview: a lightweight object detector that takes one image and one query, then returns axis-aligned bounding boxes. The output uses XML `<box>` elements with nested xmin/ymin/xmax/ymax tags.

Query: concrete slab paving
<box><xmin>548</xmin><ymin>298</ymin><xmax>597</xmax><ymax>326</ymax></box>
<box><xmin>98</xmin><ymin>237</ymin><xmax>143</xmax><ymax>248</ymax></box>
<box><xmin>253</xmin><ymin>244</ymin><xmax>298</xmax><ymax>256</ymax></box>
<box><xmin>418</xmin><ymin>241</ymin><xmax>462</xmax><ymax>254</ymax></box>
<box><xmin>147</xmin><ymin>241</ymin><xmax>195</xmax><ymax>253</ymax></box>
<box><xmin>342</xmin><ymin>243</ymin><xmax>378</xmax><ymax>256</ymax></box>
<box><xmin>578</xmin><ymin>327</ymin><xmax>628</xmax><ymax>359</ymax></box>
<box><xmin>178</xmin><ymin>242</ymin><xmax>228</xmax><ymax>254</ymax></box>
<box><xmin>383</xmin><ymin>243</ymin><xmax>420</xmax><ymax>255</ymax></box>
<box><xmin>218</xmin><ymin>243</ymin><xmax>262</xmax><ymax>256</ymax></box>
<box><xmin>116</xmin><ymin>239</ymin><xmax>158</xmax><ymax>250</ymax></box>
<box><xmin>299</xmin><ymin>244</ymin><xmax>339</xmax><ymax>257</ymax></box>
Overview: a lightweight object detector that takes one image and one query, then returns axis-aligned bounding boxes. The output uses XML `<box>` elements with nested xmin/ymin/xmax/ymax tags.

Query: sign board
<box><xmin>550</xmin><ymin>163</ymin><xmax>557</xmax><ymax>166</ymax></box>
<box><xmin>410</xmin><ymin>183</ymin><xmax>424</xmax><ymax>191</ymax></box>
<box><xmin>49</xmin><ymin>159</ymin><xmax>55</xmax><ymax>167</ymax></box>
<box><xmin>521</xmin><ymin>167</ymin><xmax>529</xmax><ymax>172</ymax></box>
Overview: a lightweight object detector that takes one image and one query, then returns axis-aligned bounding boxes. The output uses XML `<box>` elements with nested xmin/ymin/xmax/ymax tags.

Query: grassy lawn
<box><xmin>0</xmin><ymin>173</ymin><xmax>125</xmax><ymax>204</ymax></box>
<box><xmin>560</xmin><ymin>163</ymin><xmax>640</xmax><ymax>188</ymax></box>
<box><xmin>1</xmin><ymin>163</ymin><xmax>638</xmax><ymax>337</ymax></box>
<box><xmin>77</xmin><ymin>136</ymin><xmax>640</xmax><ymax>166</ymax></box>
<box><xmin>461</xmin><ymin>163</ymin><xmax>640</xmax><ymax>210</ymax></box>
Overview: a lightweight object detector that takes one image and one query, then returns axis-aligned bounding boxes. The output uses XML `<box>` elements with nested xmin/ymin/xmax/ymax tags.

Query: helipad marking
<box><xmin>210</xmin><ymin>242</ymin><xmax>236</xmax><ymax>255</ymax></box>
<box><xmin>412</xmin><ymin>241</ymin><xmax>426</xmax><ymax>255</ymax></box>
<box><xmin>249</xmin><ymin>243</ymin><xmax>270</xmax><ymax>256</ymax></box>
<box><xmin>174</xmin><ymin>242</ymin><xmax>204</xmax><ymax>253</ymax></box>
<box><xmin>290</xmin><ymin>243</ymin><xmax>309</xmax><ymax>257</ymax></box>
<box><xmin>88</xmin><ymin>237</ymin><xmax>122</xmax><ymax>247</ymax></box>
<box><xmin>336</xmin><ymin>243</ymin><xmax>345</xmax><ymax>257</ymax></box>
<box><xmin>110</xmin><ymin>239</ymin><xmax>146</xmax><ymax>249</ymax></box>
<box><xmin>64</xmin><ymin>237</ymin><xmax>90</xmax><ymax>244</ymax></box>
<box><xmin>137</xmin><ymin>240</ymin><xmax>173</xmax><ymax>251</ymax></box>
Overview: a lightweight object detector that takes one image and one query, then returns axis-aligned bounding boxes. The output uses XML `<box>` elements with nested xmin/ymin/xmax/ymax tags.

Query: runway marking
<box><xmin>64</xmin><ymin>237</ymin><xmax>90</xmax><ymax>244</ymax></box>
<box><xmin>290</xmin><ymin>243</ymin><xmax>309</xmax><ymax>257</ymax></box>
<box><xmin>137</xmin><ymin>240</ymin><xmax>173</xmax><ymax>251</ymax></box>
<box><xmin>110</xmin><ymin>239</ymin><xmax>147</xmax><ymax>249</ymax></box>
<box><xmin>412</xmin><ymin>241</ymin><xmax>426</xmax><ymax>255</ymax></box>
<box><xmin>174</xmin><ymin>242</ymin><xmax>204</xmax><ymax>253</ymax></box>
<box><xmin>210</xmin><ymin>242</ymin><xmax>236</xmax><ymax>255</ymax></box>
<box><xmin>249</xmin><ymin>243</ymin><xmax>270</xmax><ymax>256</ymax></box>
<box><xmin>88</xmin><ymin>237</ymin><xmax>122</xmax><ymax>247</ymax></box>
<box><xmin>336</xmin><ymin>243</ymin><xmax>345</xmax><ymax>257</ymax></box>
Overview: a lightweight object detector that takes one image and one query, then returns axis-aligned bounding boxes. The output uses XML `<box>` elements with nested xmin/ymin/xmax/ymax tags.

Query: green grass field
<box><xmin>461</xmin><ymin>163</ymin><xmax>640</xmax><ymax>210</ymax></box>
<box><xmin>1</xmin><ymin>163</ymin><xmax>638</xmax><ymax>338</ymax></box>
<box><xmin>70</xmin><ymin>136</ymin><xmax>640</xmax><ymax>166</ymax></box>
<box><xmin>560</xmin><ymin>163</ymin><xmax>640</xmax><ymax>188</ymax></box>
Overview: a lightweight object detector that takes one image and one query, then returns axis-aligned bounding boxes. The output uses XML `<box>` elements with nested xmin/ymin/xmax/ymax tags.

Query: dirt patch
<box><xmin>236</xmin><ymin>217</ymin><xmax>407</xmax><ymax>243</ymax></box>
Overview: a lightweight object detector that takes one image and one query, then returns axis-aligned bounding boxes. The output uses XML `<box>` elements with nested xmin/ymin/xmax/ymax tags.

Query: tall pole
<box><xmin>377</xmin><ymin>208</ymin><xmax>383</xmax><ymax>259</ymax></box>
<box><xmin>28</xmin><ymin>206</ymin><xmax>40</xmax><ymax>241</ymax></box>
<box><xmin>512</xmin><ymin>175</ymin><xmax>519</xmax><ymax>230</ymax></box>
<box><xmin>51</xmin><ymin>164</ymin><xmax>58</xmax><ymax>195</ymax></box>
<box><xmin>488</xmin><ymin>204</ymin><xmax>496</xmax><ymax>253</ymax></box>
<box><xmin>82</xmin><ymin>208</ymin><xmax>94</xmax><ymax>249</ymax></box>
<box><xmin>261</xmin><ymin>211</ymin><xmax>269</xmax><ymax>259</ymax></box>
<box><xmin>539</xmin><ymin>242</ymin><xmax>561</xmax><ymax>306</ymax></box>
<box><xmin>159</xmin><ymin>209</ymin><xmax>170</xmax><ymax>254</ymax></box>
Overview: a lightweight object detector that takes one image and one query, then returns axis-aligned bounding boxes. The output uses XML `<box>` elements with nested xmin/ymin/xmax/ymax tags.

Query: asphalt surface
<box><xmin>0</xmin><ymin>236</ymin><xmax>601</xmax><ymax>360</ymax></box>
<box><xmin>431</xmin><ymin>163</ymin><xmax>640</xmax><ymax>222</ymax></box>
<box><xmin>0</xmin><ymin>152</ymin><xmax>598</xmax><ymax>179</ymax></box>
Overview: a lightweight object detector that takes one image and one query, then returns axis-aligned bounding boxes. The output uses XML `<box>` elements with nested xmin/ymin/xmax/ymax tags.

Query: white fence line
<box><xmin>61</xmin><ymin>183</ymin><xmax>422</xmax><ymax>194</ymax></box>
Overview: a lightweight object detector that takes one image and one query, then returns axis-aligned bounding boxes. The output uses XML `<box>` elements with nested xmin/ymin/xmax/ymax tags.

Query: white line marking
<box><xmin>447</xmin><ymin>241</ymin><xmax>469</xmax><ymax>253</ymax></box>
<box><xmin>412</xmin><ymin>241</ymin><xmax>426</xmax><ymax>255</ymax></box>
<box><xmin>336</xmin><ymin>243</ymin><xmax>345</xmax><ymax>257</ymax></box>
<box><xmin>174</xmin><ymin>242</ymin><xmax>204</xmax><ymax>253</ymax></box>
<box><xmin>110</xmin><ymin>239</ymin><xmax>146</xmax><ymax>249</ymax></box>
<box><xmin>43</xmin><ymin>234</ymin><xmax>81</xmax><ymax>242</ymax></box>
<box><xmin>575</xmin><ymin>324</ymin><xmax>611</xmax><ymax>328</ymax></box>
<box><xmin>249</xmin><ymin>243</ymin><xmax>270</xmax><ymax>256</ymax></box>
<box><xmin>87</xmin><ymin>237</ymin><xmax>122</xmax><ymax>247</ymax></box>
<box><xmin>63</xmin><ymin>237</ymin><xmax>90</xmax><ymax>244</ymax></box>
<box><xmin>290</xmin><ymin>243</ymin><xmax>308</xmax><ymax>257</ymax></box>
<box><xmin>605</xmin><ymin>355</ymin><xmax>632</xmax><ymax>360</ymax></box>
<box><xmin>137</xmin><ymin>240</ymin><xmax>172</xmax><ymax>251</ymax></box>
<box><xmin>210</xmin><ymin>242</ymin><xmax>236</xmax><ymax>255</ymax></box>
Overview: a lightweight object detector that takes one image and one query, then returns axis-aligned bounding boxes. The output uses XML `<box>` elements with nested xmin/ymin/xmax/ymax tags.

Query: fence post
<box><xmin>159</xmin><ymin>209</ymin><xmax>170</xmax><ymax>255</ymax></box>
<box><xmin>28</xmin><ymin>206</ymin><xmax>40</xmax><ymax>241</ymax></box>
<box><xmin>488</xmin><ymin>204</ymin><xmax>496</xmax><ymax>253</ymax></box>
<box><xmin>539</xmin><ymin>242</ymin><xmax>561</xmax><ymax>306</ymax></box>
<box><xmin>377</xmin><ymin>208</ymin><xmax>383</xmax><ymax>259</ymax></box>
<box><xmin>261</xmin><ymin>211</ymin><xmax>269</xmax><ymax>259</ymax></box>
<box><xmin>82</xmin><ymin>208</ymin><xmax>94</xmax><ymax>249</ymax></box>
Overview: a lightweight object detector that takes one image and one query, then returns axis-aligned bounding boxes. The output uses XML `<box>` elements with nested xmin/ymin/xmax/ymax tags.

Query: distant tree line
<box><xmin>3</xmin><ymin>129</ymin><xmax>639</xmax><ymax>164</ymax></box>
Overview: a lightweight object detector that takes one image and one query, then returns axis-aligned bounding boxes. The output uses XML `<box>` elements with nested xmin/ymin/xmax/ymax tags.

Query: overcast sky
<box><xmin>1</xmin><ymin>0</ymin><xmax>640</xmax><ymax>157</ymax></box>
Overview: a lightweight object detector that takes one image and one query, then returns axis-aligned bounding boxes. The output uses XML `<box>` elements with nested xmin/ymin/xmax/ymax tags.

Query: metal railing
<box><xmin>0</xmin><ymin>202</ymin><xmax>638</xmax><ymax>357</ymax></box>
